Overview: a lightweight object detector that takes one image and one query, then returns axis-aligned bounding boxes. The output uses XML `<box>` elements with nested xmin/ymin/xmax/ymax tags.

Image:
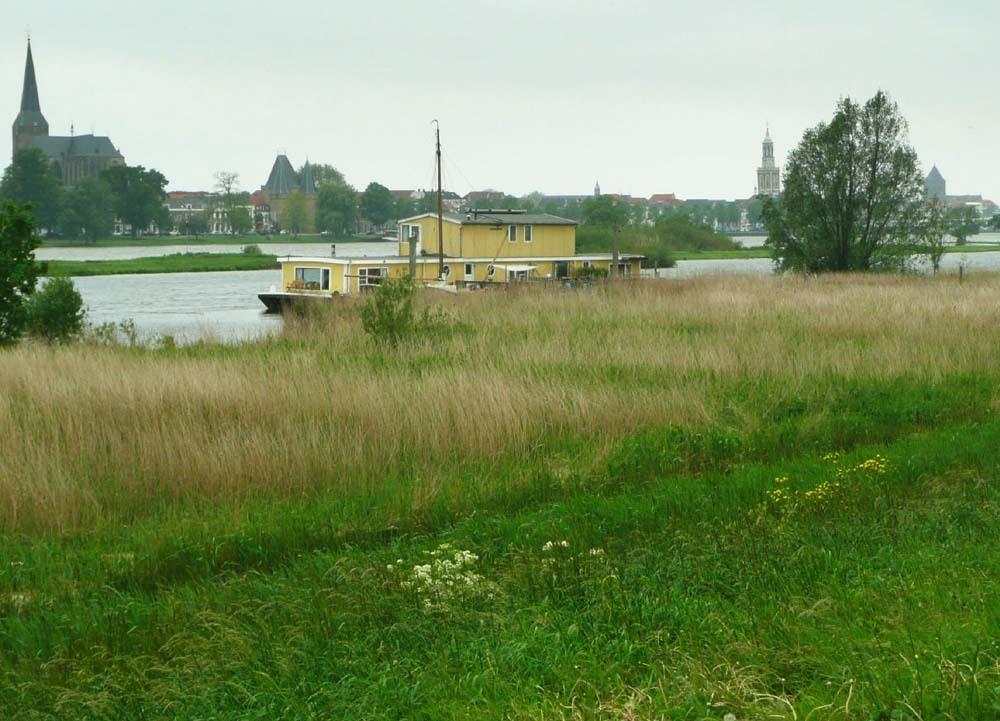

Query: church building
<box><xmin>11</xmin><ymin>40</ymin><xmax>125</xmax><ymax>186</ymax></box>
<box><xmin>756</xmin><ymin>128</ymin><xmax>781</xmax><ymax>197</ymax></box>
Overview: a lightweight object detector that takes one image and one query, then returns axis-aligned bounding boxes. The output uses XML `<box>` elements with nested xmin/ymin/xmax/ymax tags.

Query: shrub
<box><xmin>241</xmin><ymin>244</ymin><xmax>263</xmax><ymax>256</ymax></box>
<box><xmin>360</xmin><ymin>277</ymin><xmax>417</xmax><ymax>348</ymax></box>
<box><xmin>24</xmin><ymin>277</ymin><xmax>85</xmax><ymax>343</ymax></box>
<box><xmin>360</xmin><ymin>277</ymin><xmax>460</xmax><ymax>348</ymax></box>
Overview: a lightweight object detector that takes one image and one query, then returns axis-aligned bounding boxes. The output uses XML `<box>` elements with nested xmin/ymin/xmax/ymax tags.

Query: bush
<box><xmin>241</xmin><ymin>244</ymin><xmax>263</xmax><ymax>256</ymax></box>
<box><xmin>360</xmin><ymin>277</ymin><xmax>459</xmax><ymax>348</ymax></box>
<box><xmin>25</xmin><ymin>277</ymin><xmax>85</xmax><ymax>343</ymax></box>
<box><xmin>360</xmin><ymin>277</ymin><xmax>417</xmax><ymax>348</ymax></box>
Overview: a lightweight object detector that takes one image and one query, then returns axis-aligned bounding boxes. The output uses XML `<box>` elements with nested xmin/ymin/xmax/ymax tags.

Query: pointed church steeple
<box><xmin>20</xmin><ymin>40</ymin><xmax>42</xmax><ymax>113</ymax></box>
<box><xmin>12</xmin><ymin>39</ymin><xmax>49</xmax><ymax>157</ymax></box>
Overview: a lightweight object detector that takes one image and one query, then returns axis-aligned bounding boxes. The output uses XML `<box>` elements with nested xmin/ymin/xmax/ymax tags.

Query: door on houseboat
<box><xmin>464</xmin><ymin>262</ymin><xmax>474</xmax><ymax>283</ymax></box>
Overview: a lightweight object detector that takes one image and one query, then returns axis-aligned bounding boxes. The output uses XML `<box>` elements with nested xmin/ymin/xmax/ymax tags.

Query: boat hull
<box><xmin>258</xmin><ymin>292</ymin><xmax>334</xmax><ymax>314</ymax></box>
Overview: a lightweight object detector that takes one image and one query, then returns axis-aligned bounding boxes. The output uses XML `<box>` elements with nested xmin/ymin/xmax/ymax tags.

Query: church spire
<box><xmin>20</xmin><ymin>40</ymin><xmax>42</xmax><ymax>113</ymax></box>
<box><xmin>12</xmin><ymin>38</ymin><xmax>49</xmax><ymax>158</ymax></box>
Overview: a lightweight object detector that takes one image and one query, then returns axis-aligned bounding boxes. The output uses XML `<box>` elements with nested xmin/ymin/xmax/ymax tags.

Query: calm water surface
<box><xmin>75</xmin><ymin>270</ymin><xmax>282</xmax><ymax>343</ymax></box>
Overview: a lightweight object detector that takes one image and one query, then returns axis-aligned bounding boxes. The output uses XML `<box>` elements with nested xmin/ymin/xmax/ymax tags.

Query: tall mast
<box><xmin>434</xmin><ymin>121</ymin><xmax>444</xmax><ymax>279</ymax></box>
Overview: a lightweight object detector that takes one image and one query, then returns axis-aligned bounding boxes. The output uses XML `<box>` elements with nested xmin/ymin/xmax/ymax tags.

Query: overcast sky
<box><xmin>4</xmin><ymin>0</ymin><xmax>997</xmax><ymax>201</ymax></box>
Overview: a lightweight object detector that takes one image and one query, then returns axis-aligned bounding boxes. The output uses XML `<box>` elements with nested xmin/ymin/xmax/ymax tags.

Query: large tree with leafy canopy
<box><xmin>945</xmin><ymin>206</ymin><xmax>980</xmax><ymax>246</ymax></box>
<box><xmin>763</xmin><ymin>90</ymin><xmax>928</xmax><ymax>272</ymax></box>
<box><xmin>0</xmin><ymin>149</ymin><xmax>64</xmax><ymax>231</ymax></box>
<box><xmin>0</xmin><ymin>202</ymin><xmax>40</xmax><ymax>345</ymax></box>
<box><xmin>316</xmin><ymin>183</ymin><xmax>359</xmax><ymax>237</ymax></box>
<box><xmin>101</xmin><ymin>165</ymin><xmax>168</xmax><ymax>238</ymax></box>
<box><xmin>60</xmin><ymin>177</ymin><xmax>116</xmax><ymax>243</ymax></box>
<box><xmin>360</xmin><ymin>182</ymin><xmax>395</xmax><ymax>226</ymax></box>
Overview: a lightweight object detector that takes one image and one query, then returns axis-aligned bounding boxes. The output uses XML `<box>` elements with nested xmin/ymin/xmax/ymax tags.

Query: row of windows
<box><xmin>399</xmin><ymin>224</ymin><xmax>536</xmax><ymax>243</ymax></box>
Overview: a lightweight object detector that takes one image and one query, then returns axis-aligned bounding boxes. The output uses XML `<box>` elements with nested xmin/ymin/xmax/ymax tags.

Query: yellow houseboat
<box><xmin>258</xmin><ymin>209</ymin><xmax>643</xmax><ymax>312</ymax></box>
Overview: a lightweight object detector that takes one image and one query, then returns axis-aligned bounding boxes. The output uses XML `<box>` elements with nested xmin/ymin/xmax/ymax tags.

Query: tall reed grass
<box><xmin>0</xmin><ymin>274</ymin><xmax>997</xmax><ymax>534</ymax></box>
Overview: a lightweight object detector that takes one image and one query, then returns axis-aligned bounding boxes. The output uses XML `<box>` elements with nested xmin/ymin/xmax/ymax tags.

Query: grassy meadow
<box><xmin>0</xmin><ymin>274</ymin><xmax>997</xmax><ymax>719</ymax></box>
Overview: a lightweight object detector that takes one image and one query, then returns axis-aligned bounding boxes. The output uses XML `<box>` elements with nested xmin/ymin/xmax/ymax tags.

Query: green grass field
<box><xmin>0</xmin><ymin>275</ymin><xmax>997</xmax><ymax>719</ymax></box>
<box><xmin>41</xmin><ymin>252</ymin><xmax>280</xmax><ymax>277</ymax></box>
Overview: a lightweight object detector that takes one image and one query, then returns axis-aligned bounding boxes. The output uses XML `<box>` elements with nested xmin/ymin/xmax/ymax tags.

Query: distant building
<box><xmin>464</xmin><ymin>190</ymin><xmax>506</xmax><ymax>207</ymax></box>
<box><xmin>924</xmin><ymin>166</ymin><xmax>997</xmax><ymax>217</ymax></box>
<box><xmin>260</xmin><ymin>155</ymin><xmax>317</xmax><ymax>232</ymax></box>
<box><xmin>647</xmin><ymin>193</ymin><xmax>681</xmax><ymax>207</ymax></box>
<box><xmin>925</xmin><ymin>166</ymin><xmax>946</xmax><ymax>201</ymax></box>
<box><xmin>11</xmin><ymin>40</ymin><xmax>125</xmax><ymax>186</ymax></box>
<box><xmin>756</xmin><ymin>128</ymin><xmax>781</xmax><ymax>197</ymax></box>
<box><xmin>594</xmin><ymin>180</ymin><xmax>601</xmax><ymax>197</ymax></box>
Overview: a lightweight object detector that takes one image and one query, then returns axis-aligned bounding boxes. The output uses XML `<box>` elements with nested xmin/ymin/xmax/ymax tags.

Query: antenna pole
<box><xmin>435</xmin><ymin>121</ymin><xmax>444</xmax><ymax>279</ymax></box>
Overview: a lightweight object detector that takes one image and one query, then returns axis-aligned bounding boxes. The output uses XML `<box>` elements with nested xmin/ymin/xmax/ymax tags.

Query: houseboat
<box><xmin>258</xmin><ymin>209</ymin><xmax>644</xmax><ymax>312</ymax></box>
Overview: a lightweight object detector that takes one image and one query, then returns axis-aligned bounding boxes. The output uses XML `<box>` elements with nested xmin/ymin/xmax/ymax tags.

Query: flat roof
<box><xmin>397</xmin><ymin>211</ymin><xmax>577</xmax><ymax>226</ymax></box>
<box><xmin>278</xmin><ymin>253</ymin><xmax>646</xmax><ymax>265</ymax></box>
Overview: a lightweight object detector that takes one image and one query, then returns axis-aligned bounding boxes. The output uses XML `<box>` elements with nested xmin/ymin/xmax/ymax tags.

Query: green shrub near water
<box><xmin>24</xmin><ymin>276</ymin><xmax>85</xmax><ymax>343</ymax></box>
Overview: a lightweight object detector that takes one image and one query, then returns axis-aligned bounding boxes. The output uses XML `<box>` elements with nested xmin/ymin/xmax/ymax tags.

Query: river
<box><xmin>44</xmin><ymin>236</ymin><xmax>1000</xmax><ymax>344</ymax></box>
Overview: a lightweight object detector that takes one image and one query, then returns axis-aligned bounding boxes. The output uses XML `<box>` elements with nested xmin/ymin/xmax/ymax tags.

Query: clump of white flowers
<box><xmin>542</xmin><ymin>540</ymin><xmax>570</xmax><ymax>552</ymax></box>
<box><xmin>395</xmin><ymin>543</ymin><xmax>493</xmax><ymax>610</ymax></box>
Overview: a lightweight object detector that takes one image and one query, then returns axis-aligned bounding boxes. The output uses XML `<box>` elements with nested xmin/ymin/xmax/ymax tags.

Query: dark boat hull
<box><xmin>258</xmin><ymin>292</ymin><xmax>334</xmax><ymax>314</ymax></box>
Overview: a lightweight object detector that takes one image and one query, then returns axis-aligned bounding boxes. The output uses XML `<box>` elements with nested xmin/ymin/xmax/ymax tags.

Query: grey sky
<box><xmin>4</xmin><ymin>1</ymin><xmax>997</xmax><ymax>201</ymax></box>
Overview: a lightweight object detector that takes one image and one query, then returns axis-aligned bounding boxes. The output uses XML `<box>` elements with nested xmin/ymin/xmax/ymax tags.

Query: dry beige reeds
<box><xmin>0</xmin><ymin>274</ymin><xmax>997</xmax><ymax>534</ymax></box>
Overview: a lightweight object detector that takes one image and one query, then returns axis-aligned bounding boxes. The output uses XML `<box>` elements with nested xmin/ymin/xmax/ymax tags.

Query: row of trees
<box><xmin>0</xmin><ymin>149</ymin><xmax>169</xmax><ymax>242</ymax></box>
<box><xmin>577</xmin><ymin>193</ymin><xmax>740</xmax><ymax>269</ymax></box>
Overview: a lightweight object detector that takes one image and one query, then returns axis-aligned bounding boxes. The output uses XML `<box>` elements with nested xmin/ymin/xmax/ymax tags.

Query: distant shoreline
<box><xmin>39</xmin><ymin>234</ymin><xmax>393</xmax><ymax>249</ymax></box>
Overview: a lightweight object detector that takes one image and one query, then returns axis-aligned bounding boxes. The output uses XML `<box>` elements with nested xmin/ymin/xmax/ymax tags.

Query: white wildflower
<box><xmin>398</xmin><ymin>543</ymin><xmax>492</xmax><ymax>610</ymax></box>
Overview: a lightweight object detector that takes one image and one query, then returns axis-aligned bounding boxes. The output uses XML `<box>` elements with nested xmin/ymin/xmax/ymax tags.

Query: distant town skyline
<box><xmin>3</xmin><ymin>1</ymin><xmax>997</xmax><ymax>202</ymax></box>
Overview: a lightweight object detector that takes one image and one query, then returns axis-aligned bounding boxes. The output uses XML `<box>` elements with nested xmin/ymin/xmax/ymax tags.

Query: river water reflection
<box><xmin>66</xmin><ymin>246</ymin><xmax>1000</xmax><ymax>344</ymax></box>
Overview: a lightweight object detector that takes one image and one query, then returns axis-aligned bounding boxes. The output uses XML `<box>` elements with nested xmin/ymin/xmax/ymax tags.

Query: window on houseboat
<box><xmin>359</xmin><ymin>267</ymin><xmax>388</xmax><ymax>288</ymax></box>
<box><xmin>294</xmin><ymin>267</ymin><xmax>330</xmax><ymax>290</ymax></box>
<box><xmin>508</xmin><ymin>225</ymin><xmax>517</xmax><ymax>242</ymax></box>
<box><xmin>524</xmin><ymin>224</ymin><xmax>533</xmax><ymax>242</ymax></box>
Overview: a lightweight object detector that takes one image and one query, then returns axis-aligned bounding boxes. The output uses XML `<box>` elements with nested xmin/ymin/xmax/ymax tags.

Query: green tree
<box><xmin>989</xmin><ymin>214</ymin><xmax>1000</xmax><ymax>231</ymax></box>
<box><xmin>393</xmin><ymin>195</ymin><xmax>415</xmax><ymax>221</ymax></box>
<box><xmin>214</xmin><ymin>172</ymin><xmax>252</xmax><ymax>235</ymax></box>
<box><xmin>282</xmin><ymin>190</ymin><xmax>309</xmax><ymax>236</ymax></box>
<box><xmin>0</xmin><ymin>202</ymin><xmax>40</xmax><ymax>345</ymax></box>
<box><xmin>310</xmin><ymin>164</ymin><xmax>346</xmax><ymax>187</ymax></box>
<box><xmin>0</xmin><ymin>148</ymin><xmax>63</xmax><ymax>231</ymax></box>
<box><xmin>918</xmin><ymin>201</ymin><xmax>947</xmax><ymax>274</ymax></box>
<box><xmin>182</xmin><ymin>210</ymin><xmax>210</xmax><ymax>238</ymax></box>
<box><xmin>60</xmin><ymin>177</ymin><xmax>115</xmax><ymax>243</ymax></box>
<box><xmin>763</xmin><ymin>90</ymin><xmax>926</xmax><ymax>272</ymax></box>
<box><xmin>316</xmin><ymin>184</ymin><xmax>358</xmax><ymax>237</ymax></box>
<box><xmin>102</xmin><ymin>165</ymin><xmax>168</xmax><ymax>238</ymax></box>
<box><xmin>945</xmin><ymin>206</ymin><xmax>980</xmax><ymax>246</ymax></box>
<box><xmin>228</xmin><ymin>203</ymin><xmax>253</xmax><ymax>236</ymax></box>
<box><xmin>25</xmin><ymin>276</ymin><xmax>85</xmax><ymax>343</ymax></box>
<box><xmin>583</xmin><ymin>195</ymin><xmax>628</xmax><ymax>275</ymax></box>
<box><xmin>360</xmin><ymin>182</ymin><xmax>395</xmax><ymax>226</ymax></box>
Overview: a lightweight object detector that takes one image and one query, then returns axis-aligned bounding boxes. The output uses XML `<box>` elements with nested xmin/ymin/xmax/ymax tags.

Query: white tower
<box><xmin>756</xmin><ymin>128</ymin><xmax>781</xmax><ymax>197</ymax></box>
